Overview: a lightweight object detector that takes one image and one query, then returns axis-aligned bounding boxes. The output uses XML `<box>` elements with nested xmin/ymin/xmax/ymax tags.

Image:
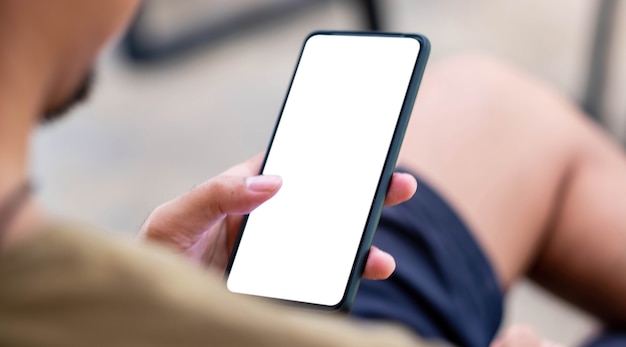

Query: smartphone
<box><xmin>225</xmin><ymin>31</ymin><xmax>430</xmax><ymax>311</ymax></box>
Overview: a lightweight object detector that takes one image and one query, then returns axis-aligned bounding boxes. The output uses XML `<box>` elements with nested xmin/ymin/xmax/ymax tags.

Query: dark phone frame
<box><xmin>225</xmin><ymin>31</ymin><xmax>430</xmax><ymax>312</ymax></box>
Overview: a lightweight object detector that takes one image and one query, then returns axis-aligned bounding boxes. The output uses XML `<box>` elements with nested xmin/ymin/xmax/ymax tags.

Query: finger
<box><xmin>362</xmin><ymin>246</ymin><xmax>396</xmax><ymax>280</ymax></box>
<box><xmin>384</xmin><ymin>172</ymin><xmax>418</xmax><ymax>206</ymax></box>
<box><xmin>185</xmin><ymin>174</ymin><xmax>281</xmax><ymax>221</ymax></box>
<box><xmin>148</xmin><ymin>175</ymin><xmax>282</xmax><ymax>243</ymax></box>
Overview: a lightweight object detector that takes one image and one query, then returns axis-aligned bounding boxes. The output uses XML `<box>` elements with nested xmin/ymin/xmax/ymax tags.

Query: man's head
<box><xmin>0</xmin><ymin>0</ymin><xmax>141</xmax><ymax>244</ymax></box>
<box><xmin>0</xmin><ymin>0</ymin><xmax>140</xmax><ymax>122</ymax></box>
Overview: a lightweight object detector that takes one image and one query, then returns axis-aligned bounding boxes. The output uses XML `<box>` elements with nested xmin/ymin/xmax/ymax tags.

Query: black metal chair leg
<box><xmin>360</xmin><ymin>0</ymin><xmax>383</xmax><ymax>31</ymax></box>
<box><xmin>582</xmin><ymin>0</ymin><xmax>619</xmax><ymax>123</ymax></box>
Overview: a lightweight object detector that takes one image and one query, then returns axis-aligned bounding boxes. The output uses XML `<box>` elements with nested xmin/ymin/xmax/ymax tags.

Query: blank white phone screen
<box><xmin>227</xmin><ymin>34</ymin><xmax>420</xmax><ymax>307</ymax></box>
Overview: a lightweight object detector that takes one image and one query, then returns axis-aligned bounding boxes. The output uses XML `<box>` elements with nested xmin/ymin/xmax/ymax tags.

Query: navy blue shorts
<box><xmin>351</xmin><ymin>174</ymin><xmax>503</xmax><ymax>347</ymax></box>
<box><xmin>351</xmin><ymin>172</ymin><xmax>625</xmax><ymax>347</ymax></box>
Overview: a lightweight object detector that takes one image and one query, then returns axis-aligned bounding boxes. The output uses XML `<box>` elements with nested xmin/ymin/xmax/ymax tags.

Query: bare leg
<box><xmin>399</xmin><ymin>55</ymin><xmax>626</xmax><ymax>327</ymax></box>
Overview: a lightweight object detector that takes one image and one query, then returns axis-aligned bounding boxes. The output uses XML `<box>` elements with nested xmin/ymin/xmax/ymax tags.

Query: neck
<box><xmin>0</xmin><ymin>54</ymin><xmax>48</xmax><ymax>249</ymax></box>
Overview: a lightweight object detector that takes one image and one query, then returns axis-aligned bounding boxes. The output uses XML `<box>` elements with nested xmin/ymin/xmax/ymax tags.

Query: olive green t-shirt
<box><xmin>0</xmin><ymin>225</ymin><xmax>447</xmax><ymax>347</ymax></box>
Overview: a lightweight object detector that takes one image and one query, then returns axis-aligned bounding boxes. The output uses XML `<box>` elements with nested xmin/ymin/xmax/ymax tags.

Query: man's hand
<box><xmin>138</xmin><ymin>153</ymin><xmax>417</xmax><ymax>280</ymax></box>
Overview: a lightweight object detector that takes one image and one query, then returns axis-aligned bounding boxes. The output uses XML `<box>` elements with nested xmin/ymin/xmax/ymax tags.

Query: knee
<box><xmin>412</xmin><ymin>52</ymin><xmax>586</xmax><ymax>158</ymax></box>
<box><xmin>423</xmin><ymin>52</ymin><xmax>580</xmax><ymax>127</ymax></box>
<box><xmin>433</xmin><ymin>53</ymin><xmax>509</xmax><ymax>76</ymax></box>
<box><xmin>426</xmin><ymin>53</ymin><xmax>535</xmax><ymax>104</ymax></box>
<box><xmin>414</xmin><ymin>53</ymin><xmax>535</xmax><ymax>133</ymax></box>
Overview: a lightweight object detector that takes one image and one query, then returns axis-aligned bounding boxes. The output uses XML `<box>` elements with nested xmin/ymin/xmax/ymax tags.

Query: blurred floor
<box><xmin>32</xmin><ymin>1</ymin><xmax>626</xmax><ymax>345</ymax></box>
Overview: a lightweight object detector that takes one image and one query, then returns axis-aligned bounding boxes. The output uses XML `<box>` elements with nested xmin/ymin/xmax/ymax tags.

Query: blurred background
<box><xmin>31</xmin><ymin>0</ymin><xmax>626</xmax><ymax>345</ymax></box>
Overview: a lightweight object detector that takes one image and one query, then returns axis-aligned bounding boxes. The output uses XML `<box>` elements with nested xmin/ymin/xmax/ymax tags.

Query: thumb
<box><xmin>180</xmin><ymin>175</ymin><xmax>282</xmax><ymax>225</ymax></box>
<box><xmin>142</xmin><ymin>175</ymin><xmax>282</xmax><ymax>245</ymax></box>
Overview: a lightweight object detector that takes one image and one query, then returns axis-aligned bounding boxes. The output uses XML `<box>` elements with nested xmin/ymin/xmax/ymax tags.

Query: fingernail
<box><xmin>246</xmin><ymin>175</ymin><xmax>282</xmax><ymax>192</ymax></box>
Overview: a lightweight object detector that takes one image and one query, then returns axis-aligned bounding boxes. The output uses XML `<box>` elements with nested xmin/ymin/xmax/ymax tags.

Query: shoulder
<box><xmin>0</xmin><ymin>222</ymin><xmax>227</xmax><ymax>303</ymax></box>
<box><xmin>0</xmin><ymin>224</ymin><xmax>231</xmax><ymax>346</ymax></box>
